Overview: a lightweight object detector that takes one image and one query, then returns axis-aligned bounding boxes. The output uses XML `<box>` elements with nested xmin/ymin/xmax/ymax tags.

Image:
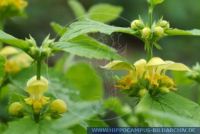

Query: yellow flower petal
<box><xmin>163</xmin><ymin>62</ymin><xmax>191</xmax><ymax>71</ymax></box>
<box><xmin>134</xmin><ymin>59</ymin><xmax>147</xmax><ymax>77</ymax></box>
<box><xmin>24</xmin><ymin>97</ymin><xmax>33</xmax><ymax>105</ymax></box>
<box><xmin>33</xmin><ymin>100</ymin><xmax>42</xmax><ymax>113</ymax></box>
<box><xmin>0</xmin><ymin>46</ymin><xmax>19</xmax><ymax>57</ymax></box>
<box><xmin>147</xmin><ymin>57</ymin><xmax>166</xmax><ymax>66</ymax></box>
<box><xmin>26</xmin><ymin>76</ymin><xmax>48</xmax><ymax>99</ymax></box>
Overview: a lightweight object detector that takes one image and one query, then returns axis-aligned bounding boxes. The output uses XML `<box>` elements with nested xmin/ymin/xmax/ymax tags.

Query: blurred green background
<box><xmin>4</xmin><ymin>0</ymin><xmax>200</xmax><ymax>64</ymax></box>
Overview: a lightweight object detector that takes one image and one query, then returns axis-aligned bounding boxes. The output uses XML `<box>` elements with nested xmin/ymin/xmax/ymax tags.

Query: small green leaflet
<box><xmin>166</xmin><ymin>28</ymin><xmax>200</xmax><ymax>36</ymax></box>
<box><xmin>68</xmin><ymin>0</ymin><xmax>86</xmax><ymax>19</ymax></box>
<box><xmin>147</xmin><ymin>0</ymin><xmax>165</xmax><ymax>6</ymax></box>
<box><xmin>88</xmin><ymin>4</ymin><xmax>123</xmax><ymax>23</ymax></box>
<box><xmin>50</xmin><ymin>22</ymin><xmax>67</xmax><ymax>36</ymax></box>
<box><xmin>55</xmin><ymin>35</ymin><xmax>122</xmax><ymax>60</ymax></box>
<box><xmin>60</xmin><ymin>19</ymin><xmax>135</xmax><ymax>41</ymax></box>
<box><xmin>135</xmin><ymin>92</ymin><xmax>200</xmax><ymax>126</ymax></box>
<box><xmin>0</xmin><ymin>30</ymin><xmax>30</xmax><ymax>50</ymax></box>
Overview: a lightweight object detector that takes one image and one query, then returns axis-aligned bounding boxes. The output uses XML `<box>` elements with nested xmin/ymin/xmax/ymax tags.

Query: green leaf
<box><xmin>55</xmin><ymin>35</ymin><xmax>122</xmax><ymax>60</ymax></box>
<box><xmin>88</xmin><ymin>4</ymin><xmax>123</xmax><ymax>23</ymax></box>
<box><xmin>65</xmin><ymin>62</ymin><xmax>103</xmax><ymax>100</ymax></box>
<box><xmin>68</xmin><ymin>0</ymin><xmax>86</xmax><ymax>19</ymax></box>
<box><xmin>102</xmin><ymin>60</ymin><xmax>134</xmax><ymax>71</ymax></box>
<box><xmin>147</xmin><ymin>0</ymin><xmax>164</xmax><ymax>6</ymax></box>
<box><xmin>3</xmin><ymin>117</ymin><xmax>73</xmax><ymax>134</ymax></box>
<box><xmin>60</xmin><ymin>19</ymin><xmax>135</xmax><ymax>41</ymax></box>
<box><xmin>0</xmin><ymin>30</ymin><xmax>30</xmax><ymax>50</ymax></box>
<box><xmin>53</xmin><ymin>101</ymin><xmax>101</xmax><ymax>129</ymax></box>
<box><xmin>166</xmin><ymin>28</ymin><xmax>200</xmax><ymax>36</ymax></box>
<box><xmin>136</xmin><ymin>93</ymin><xmax>200</xmax><ymax>126</ymax></box>
<box><xmin>0</xmin><ymin>56</ymin><xmax>5</xmax><ymax>82</ymax></box>
<box><xmin>50</xmin><ymin>22</ymin><xmax>67</xmax><ymax>36</ymax></box>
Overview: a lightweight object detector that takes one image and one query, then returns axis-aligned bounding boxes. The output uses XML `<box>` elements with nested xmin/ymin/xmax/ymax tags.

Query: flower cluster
<box><xmin>103</xmin><ymin>57</ymin><xmax>190</xmax><ymax>97</ymax></box>
<box><xmin>0</xmin><ymin>0</ymin><xmax>27</xmax><ymax>10</ymax></box>
<box><xmin>0</xmin><ymin>0</ymin><xmax>27</xmax><ymax>20</ymax></box>
<box><xmin>8</xmin><ymin>76</ymin><xmax>67</xmax><ymax>120</ymax></box>
<box><xmin>131</xmin><ymin>18</ymin><xmax>170</xmax><ymax>40</ymax></box>
<box><xmin>0</xmin><ymin>46</ymin><xmax>33</xmax><ymax>74</ymax></box>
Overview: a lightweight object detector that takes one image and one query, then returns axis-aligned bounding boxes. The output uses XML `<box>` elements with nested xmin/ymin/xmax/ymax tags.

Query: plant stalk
<box><xmin>34</xmin><ymin>113</ymin><xmax>40</xmax><ymax>123</ymax></box>
<box><xmin>36</xmin><ymin>59</ymin><xmax>41</xmax><ymax>80</ymax></box>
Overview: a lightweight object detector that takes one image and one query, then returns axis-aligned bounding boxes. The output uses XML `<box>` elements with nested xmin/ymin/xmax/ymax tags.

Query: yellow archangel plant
<box><xmin>9</xmin><ymin>75</ymin><xmax>67</xmax><ymax>120</ymax></box>
<box><xmin>103</xmin><ymin>57</ymin><xmax>190</xmax><ymax>97</ymax></box>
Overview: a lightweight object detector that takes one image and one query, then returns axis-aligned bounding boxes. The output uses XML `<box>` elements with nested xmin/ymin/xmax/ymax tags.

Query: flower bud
<box><xmin>160</xmin><ymin>87</ymin><xmax>170</xmax><ymax>93</ymax></box>
<box><xmin>8</xmin><ymin>102</ymin><xmax>23</xmax><ymax>116</ymax></box>
<box><xmin>153</xmin><ymin>26</ymin><xmax>164</xmax><ymax>37</ymax></box>
<box><xmin>121</xmin><ymin>105</ymin><xmax>132</xmax><ymax>115</ymax></box>
<box><xmin>127</xmin><ymin>116</ymin><xmax>138</xmax><ymax>126</ymax></box>
<box><xmin>26</xmin><ymin>76</ymin><xmax>48</xmax><ymax>100</ymax></box>
<box><xmin>141</xmin><ymin>27</ymin><xmax>151</xmax><ymax>39</ymax></box>
<box><xmin>29</xmin><ymin>46</ymin><xmax>39</xmax><ymax>57</ymax></box>
<box><xmin>157</xmin><ymin>20</ymin><xmax>170</xmax><ymax>29</ymax></box>
<box><xmin>138</xmin><ymin>88</ymin><xmax>148</xmax><ymax>97</ymax></box>
<box><xmin>50</xmin><ymin>99</ymin><xmax>67</xmax><ymax>114</ymax></box>
<box><xmin>131</xmin><ymin>20</ymin><xmax>144</xmax><ymax>30</ymax></box>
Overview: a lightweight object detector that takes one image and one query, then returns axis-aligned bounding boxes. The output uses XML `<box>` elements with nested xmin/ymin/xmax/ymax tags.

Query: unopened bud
<box><xmin>121</xmin><ymin>105</ymin><xmax>132</xmax><ymax>115</ymax></box>
<box><xmin>160</xmin><ymin>87</ymin><xmax>170</xmax><ymax>93</ymax></box>
<box><xmin>157</xmin><ymin>20</ymin><xmax>170</xmax><ymax>29</ymax></box>
<box><xmin>153</xmin><ymin>26</ymin><xmax>164</xmax><ymax>37</ymax></box>
<box><xmin>131</xmin><ymin>20</ymin><xmax>144</xmax><ymax>30</ymax></box>
<box><xmin>50</xmin><ymin>99</ymin><xmax>67</xmax><ymax>114</ymax></box>
<box><xmin>9</xmin><ymin>102</ymin><xmax>23</xmax><ymax>116</ymax></box>
<box><xmin>141</xmin><ymin>27</ymin><xmax>151</xmax><ymax>39</ymax></box>
<box><xmin>127</xmin><ymin>116</ymin><xmax>138</xmax><ymax>126</ymax></box>
<box><xmin>138</xmin><ymin>88</ymin><xmax>148</xmax><ymax>97</ymax></box>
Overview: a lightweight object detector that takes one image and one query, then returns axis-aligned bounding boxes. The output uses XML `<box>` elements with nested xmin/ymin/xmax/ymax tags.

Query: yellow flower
<box><xmin>0</xmin><ymin>0</ymin><xmax>9</xmax><ymax>7</ymax></box>
<box><xmin>103</xmin><ymin>57</ymin><xmax>190</xmax><ymax>94</ymax></box>
<box><xmin>8</xmin><ymin>102</ymin><xmax>23</xmax><ymax>116</ymax></box>
<box><xmin>0</xmin><ymin>0</ymin><xmax>27</xmax><ymax>10</ymax></box>
<box><xmin>50</xmin><ymin>99</ymin><xmax>67</xmax><ymax>114</ymax></box>
<box><xmin>12</xmin><ymin>0</ymin><xmax>27</xmax><ymax>10</ymax></box>
<box><xmin>115</xmin><ymin>71</ymin><xmax>135</xmax><ymax>90</ymax></box>
<box><xmin>0</xmin><ymin>46</ymin><xmax>33</xmax><ymax>73</ymax></box>
<box><xmin>25</xmin><ymin>96</ymin><xmax>49</xmax><ymax>113</ymax></box>
<box><xmin>4</xmin><ymin>60</ymin><xmax>21</xmax><ymax>73</ymax></box>
<box><xmin>26</xmin><ymin>76</ymin><xmax>48</xmax><ymax>100</ymax></box>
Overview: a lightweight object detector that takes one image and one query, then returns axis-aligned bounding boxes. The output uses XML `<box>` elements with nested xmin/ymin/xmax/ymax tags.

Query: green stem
<box><xmin>34</xmin><ymin>113</ymin><xmax>40</xmax><ymax>123</ymax></box>
<box><xmin>146</xmin><ymin>41</ymin><xmax>153</xmax><ymax>61</ymax></box>
<box><xmin>148</xmin><ymin>5</ymin><xmax>154</xmax><ymax>26</ymax></box>
<box><xmin>36</xmin><ymin>59</ymin><xmax>41</xmax><ymax>80</ymax></box>
<box><xmin>0</xmin><ymin>20</ymin><xmax>5</xmax><ymax>30</ymax></box>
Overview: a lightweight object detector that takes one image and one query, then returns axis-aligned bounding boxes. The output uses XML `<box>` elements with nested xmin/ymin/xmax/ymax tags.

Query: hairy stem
<box><xmin>148</xmin><ymin>5</ymin><xmax>154</xmax><ymax>26</ymax></box>
<box><xmin>34</xmin><ymin>113</ymin><xmax>40</xmax><ymax>123</ymax></box>
<box><xmin>36</xmin><ymin>59</ymin><xmax>41</xmax><ymax>80</ymax></box>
